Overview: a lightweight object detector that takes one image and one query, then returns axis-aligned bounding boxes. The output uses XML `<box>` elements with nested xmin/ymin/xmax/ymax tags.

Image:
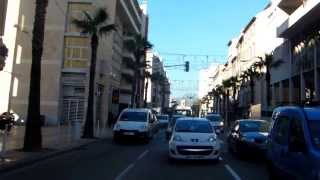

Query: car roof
<box><xmin>274</xmin><ymin>106</ymin><xmax>320</xmax><ymax>121</ymax></box>
<box><xmin>177</xmin><ymin>118</ymin><xmax>209</xmax><ymax>122</ymax></box>
<box><xmin>206</xmin><ymin>114</ymin><xmax>221</xmax><ymax>117</ymax></box>
<box><xmin>123</xmin><ymin>108</ymin><xmax>150</xmax><ymax>113</ymax></box>
<box><xmin>237</xmin><ymin>119</ymin><xmax>267</xmax><ymax>123</ymax></box>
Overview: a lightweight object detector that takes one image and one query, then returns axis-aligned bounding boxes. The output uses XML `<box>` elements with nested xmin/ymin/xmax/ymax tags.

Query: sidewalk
<box><xmin>0</xmin><ymin>125</ymin><xmax>113</xmax><ymax>173</ymax></box>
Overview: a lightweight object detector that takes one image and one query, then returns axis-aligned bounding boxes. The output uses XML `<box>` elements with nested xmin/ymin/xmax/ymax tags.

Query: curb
<box><xmin>0</xmin><ymin>139</ymin><xmax>103</xmax><ymax>175</ymax></box>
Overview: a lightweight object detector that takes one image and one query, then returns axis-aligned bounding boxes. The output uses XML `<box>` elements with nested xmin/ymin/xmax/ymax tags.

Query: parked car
<box><xmin>113</xmin><ymin>108</ymin><xmax>158</xmax><ymax>142</ymax></box>
<box><xmin>205</xmin><ymin>113</ymin><xmax>224</xmax><ymax>134</ymax></box>
<box><xmin>157</xmin><ymin>114</ymin><xmax>169</xmax><ymax>128</ymax></box>
<box><xmin>227</xmin><ymin>119</ymin><xmax>270</xmax><ymax>155</ymax></box>
<box><xmin>166</xmin><ymin>115</ymin><xmax>185</xmax><ymax>140</ymax></box>
<box><xmin>168</xmin><ymin>117</ymin><xmax>221</xmax><ymax>161</ymax></box>
<box><xmin>267</xmin><ymin>106</ymin><xmax>320</xmax><ymax>180</ymax></box>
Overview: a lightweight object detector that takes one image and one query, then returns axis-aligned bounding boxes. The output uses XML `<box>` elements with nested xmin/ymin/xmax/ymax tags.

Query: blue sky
<box><xmin>147</xmin><ymin>0</ymin><xmax>269</xmax><ymax>99</ymax></box>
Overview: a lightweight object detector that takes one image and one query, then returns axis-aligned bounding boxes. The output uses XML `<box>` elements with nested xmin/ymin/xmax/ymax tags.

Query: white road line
<box><xmin>137</xmin><ymin>150</ymin><xmax>149</xmax><ymax>161</ymax></box>
<box><xmin>115</xmin><ymin>163</ymin><xmax>135</xmax><ymax>180</ymax></box>
<box><xmin>224</xmin><ymin>164</ymin><xmax>242</xmax><ymax>180</ymax></box>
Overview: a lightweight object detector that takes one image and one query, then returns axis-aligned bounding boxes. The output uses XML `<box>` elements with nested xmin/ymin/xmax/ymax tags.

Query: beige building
<box><xmin>0</xmin><ymin>0</ymin><xmax>147</xmax><ymax>135</ymax></box>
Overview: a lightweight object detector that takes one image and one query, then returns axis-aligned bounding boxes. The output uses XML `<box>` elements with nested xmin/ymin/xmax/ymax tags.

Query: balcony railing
<box><xmin>62</xmin><ymin>98</ymin><xmax>86</xmax><ymax>124</ymax></box>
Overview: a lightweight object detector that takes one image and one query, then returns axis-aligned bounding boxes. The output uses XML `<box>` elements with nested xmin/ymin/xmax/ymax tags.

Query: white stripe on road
<box><xmin>115</xmin><ymin>150</ymin><xmax>149</xmax><ymax>180</ymax></box>
<box><xmin>224</xmin><ymin>164</ymin><xmax>241</xmax><ymax>180</ymax></box>
<box><xmin>137</xmin><ymin>150</ymin><xmax>149</xmax><ymax>160</ymax></box>
<box><xmin>115</xmin><ymin>163</ymin><xmax>135</xmax><ymax>180</ymax></box>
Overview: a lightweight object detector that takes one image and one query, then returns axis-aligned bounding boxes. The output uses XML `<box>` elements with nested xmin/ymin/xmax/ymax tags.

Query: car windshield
<box><xmin>239</xmin><ymin>121</ymin><xmax>269</xmax><ymax>133</ymax></box>
<box><xmin>157</xmin><ymin>115</ymin><xmax>168</xmax><ymax>120</ymax></box>
<box><xmin>175</xmin><ymin>120</ymin><xmax>213</xmax><ymax>133</ymax></box>
<box><xmin>206</xmin><ymin>115</ymin><xmax>222</xmax><ymax>122</ymax></box>
<box><xmin>119</xmin><ymin>112</ymin><xmax>147</xmax><ymax>122</ymax></box>
<box><xmin>308</xmin><ymin>120</ymin><xmax>320</xmax><ymax>150</ymax></box>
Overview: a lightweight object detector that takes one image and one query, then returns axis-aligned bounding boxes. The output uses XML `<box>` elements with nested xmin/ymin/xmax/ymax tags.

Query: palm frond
<box><xmin>82</xmin><ymin>11</ymin><xmax>93</xmax><ymax>21</ymax></box>
<box><xmin>99</xmin><ymin>24</ymin><xmax>116</xmax><ymax>36</ymax></box>
<box><xmin>93</xmin><ymin>8</ymin><xmax>107</xmax><ymax>25</ymax></box>
<box><xmin>72</xmin><ymin>19</ymin><xmax>91</xmax><ymax>33</ymax></box>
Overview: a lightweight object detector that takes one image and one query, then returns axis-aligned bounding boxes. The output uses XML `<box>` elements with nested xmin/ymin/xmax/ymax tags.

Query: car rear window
<box><xmin>240</xmin><ymin>121</ymin><xmax>269</xmax><ymax>133</ymax></box>
<box><xmin>157</xmin><ymin>115</ymin><xmax>168</xmax><ymax>120</ymax></box>
<box><xmin>175</xmin><ymin>120</ymin><xmax>213</xmax><ymax>133</ymax></box>
<box><xmin>308</xmin><ymin>120</ymin><xmax>320</xmax><ymax>150</ymax></box>
<box><xmin>206</xmin><ymin>115</ymin><xmax>222</xmax><ymax>122</ymax></box>
<box><xmin>119</xmin><ymin>112</ymin><xmax>147</xmax><ymax>122</ymax></box>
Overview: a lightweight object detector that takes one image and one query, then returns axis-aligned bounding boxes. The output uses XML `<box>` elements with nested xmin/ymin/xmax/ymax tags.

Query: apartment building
<box><xmin>271</xmin><ymin>0</ymin><xmax>320</xmax><ymax>105</ymax></box>
<box><xmin>145</xmin><ymin>51</ymin><xmax>170</xmax><ymax>112</ymax></box>
<box><xmin>0</xmin><ymin>0</ymin><xmax>147</xmax><ymax>134</ymax></box>
<box><xmin>0</xmin><ymin>0</ymin><xmax>21</xmax><ymax>114</ymax></box>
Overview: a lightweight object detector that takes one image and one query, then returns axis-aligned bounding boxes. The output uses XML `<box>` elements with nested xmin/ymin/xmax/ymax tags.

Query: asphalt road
<box><xmin>0</xmin><ymin>130</ymin><xmax>269</xmax><ymax>180</ymax></box>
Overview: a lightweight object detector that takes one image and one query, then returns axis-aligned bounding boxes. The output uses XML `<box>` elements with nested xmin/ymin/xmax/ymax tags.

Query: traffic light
<box><xmin>185</xmin><ymin>61</ymin><xmax>190</xmax><ymax>72</ymax></box>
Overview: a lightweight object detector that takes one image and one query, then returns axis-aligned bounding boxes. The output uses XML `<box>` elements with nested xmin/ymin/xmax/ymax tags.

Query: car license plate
<box><xmin>123</xmin><ymin>132</ymin><xmax>135</xmax><ymax>136</ymax></box>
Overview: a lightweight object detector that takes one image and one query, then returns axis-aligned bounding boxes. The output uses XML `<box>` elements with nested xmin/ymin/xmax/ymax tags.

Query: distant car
<box><xmin>113</xmin><ymin>109</ymin><xmax>158</xmax><ymax>142</ymax></box>
<box><xmin>157</xmin><ymin>114</ymin><xmax>169</xmax><ymax>127</ymax></box>
<box><xmin>267</xmin><ymin>106</ymin><xmax>320</xmax><ymax>180</ymax></box>
<box><xmin>227</xmin><ymin>119</ymin><xmax>270</xmax><ymax>155</ymax></box>
<box><xmin>166</xmin><ymin>115</ymin><xmax>185</xmax><ymax>140</ymax></box>
<box><xmin>205</xmin><ymin>114</ymin><xmax>224</xmax><ymax>134</ymax></box>
<box><xmin>168</xmin><ymin>118</ymin><xmax>221</xmax><ymax>161</ymax></box>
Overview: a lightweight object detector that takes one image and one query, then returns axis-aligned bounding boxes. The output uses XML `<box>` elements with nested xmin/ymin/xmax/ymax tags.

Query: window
<box><xmin>289</xmin><ymin>118</ymin><xmax>306</xmax><ymax>147</ymax></box>
<box><xmin>273</xmin><ymin>116</ymin><xmax>290</xmax><ymax>145</ymax></box>
<box><xmin>67</xmin><ymin>2</ymin><xmax>92</xmax><ymax>33</ymax></box>
<box><xmin>119</xmin><ymin>112</ymin><xmax>147</xmax><ymax>122</ymax></box>
<box><xmin>64</xmin><ymin>37</ymin><xmax>89</xmax><ymax>68</ymax></box>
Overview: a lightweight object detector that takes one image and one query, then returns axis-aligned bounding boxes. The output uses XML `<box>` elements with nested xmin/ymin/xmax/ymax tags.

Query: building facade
<box><xmin>0</xmin><ymin>0</ymin><xmax>148</xmax><ymax>135</ymax></box>
<box><xmin>145</xmin><ymin>50</ymin><xmax>170</xmax><ymax>112</ymax></box>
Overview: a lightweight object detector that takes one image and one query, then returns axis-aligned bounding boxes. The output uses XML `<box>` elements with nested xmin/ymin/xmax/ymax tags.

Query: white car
<box><xmin>113</xmin><ymin>109</ymin><xmax>157</xmax><ymax>142</ymax></box>
<box><xmin>169</xmin><ymin>118</ymin><xmax>221</xmax><ymax>160</ymax></box>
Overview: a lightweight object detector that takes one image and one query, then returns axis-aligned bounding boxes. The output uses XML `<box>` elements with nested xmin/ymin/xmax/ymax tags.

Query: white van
<box><xmin>113</xmin><ymin>108</ymin><xmax>158</xmax><ymax>142</ymax></box>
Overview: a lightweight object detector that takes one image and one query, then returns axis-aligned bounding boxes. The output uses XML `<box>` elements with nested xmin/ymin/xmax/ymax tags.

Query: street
<box><xmin>0</xmin><ymin>130</ymin><xmax>268</xmax><ymax>180</ymax></box>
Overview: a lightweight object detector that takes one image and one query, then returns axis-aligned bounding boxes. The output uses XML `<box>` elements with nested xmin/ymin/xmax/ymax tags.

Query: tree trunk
<box><xmin>266</xmin><ymin>70</ymin><xmax>271</xmax><ymax>107</ymax></box>
<box><xmin>82</xmin><ymin>34</ymin><xmax>98</xmax><ymax>139</ymax></box>
<box><xmin>250</xmin><ymin>79</ymin><xmax>255</xmax><ymax>104</ymax></box>
<box><xmin>144</xmin><ymin>77</ymin><xmax>149</xmax><ymax>108</ymax></box>
<box><xmin>23</xmin><ymin>0</ymin><xmax>48</xmax><ymax>151</ymax></box>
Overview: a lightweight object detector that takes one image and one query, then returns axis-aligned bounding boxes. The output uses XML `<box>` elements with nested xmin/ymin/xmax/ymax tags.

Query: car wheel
<box><xmin>168</xmin><ymin>156</ymin><xmax>175</xmax><ymax>164</ymax></box>
<box><xmin>113</xmin><ymin>134</ymin><xmax>120</xmax><ymax>143</ymax></box>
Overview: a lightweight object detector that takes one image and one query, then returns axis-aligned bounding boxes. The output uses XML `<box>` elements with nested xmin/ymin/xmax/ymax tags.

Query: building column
<box><xmin>271</xmin><ymin>84</ymin><xmax>275</xmax><ymax>106</ymax></box>
<box><xmin>315</xmin><ymin>69</ymin><xmax>320</xmax><ymax>101</ymax></box>
<box><xmin>279</xmin><ymin>81</ymin><xmax>284</xmax><ymax>104</ymax></box>
<box><xmin>300</xmin><ymin>72</ymin><xmax>306</xmax><ymax>102</ymax></box>
<box><xmin>314</xmin><ymin>45</ymin><xmax>320</xmax><ymax>101</ymax></box>
<box><xmin>289</xmin><ymin>78</ymin><xmax>294</xmax><ymax>104</ymax></box>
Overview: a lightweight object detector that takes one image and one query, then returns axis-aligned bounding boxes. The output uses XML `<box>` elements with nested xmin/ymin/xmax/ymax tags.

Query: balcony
<box><xmin>277</xmin><ymin>1</ymin><xmax>320</xmax><ymax>38</ymax></box>
<box><xmin>118</xmin><ymin>0</ymin><xmax>142</xmax><ymax>34</ymax></box>
<box><xmin>278</xmin><ymin>0</ymin><xmax>303</xmax><ymax>15</ymax></box>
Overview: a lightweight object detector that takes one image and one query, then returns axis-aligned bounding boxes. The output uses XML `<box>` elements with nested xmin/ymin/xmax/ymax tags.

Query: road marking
<box><xmin>137</xmin><ymin>150</ymin><xmax>149</xmax><ymax>161</ymax></box>
<box><xmin>224</xmin><ymin>164</ymin><xmax>241</xmax><ymax>180</ymax></box>
<box><xmin>115</xmin><ymin>163</ymin><xmax>135</xmax><ymax>180</ymax></box>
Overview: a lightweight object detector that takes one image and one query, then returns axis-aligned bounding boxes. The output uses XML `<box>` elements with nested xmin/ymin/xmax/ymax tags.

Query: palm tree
<box><xmin>124</xmin><ymin>35</ymin><xmax>152</xmax><ymax>108</ymax></box>
<box><xmin>73</xmin><ymin>8</ymin><xmax>116</xmax><ymax>138</ymax></box>
<box><xmin>256</xmin><ymin>54</ymin><xmax>284</xmax><ymax>107</ymax></box>
<box><xmin>23</xmin><ymin>0</ymin><xmax>48</xmax><ymax>151</ymax></box>
<box><xmin>242</xmin><ymin>65</ymin><xmax>261</xmax><ymax>104</ymax></box>
<box><xmin>0</xmin><ymin>39</ymin><xmax>8</xmax><ymax>71</ymax></box>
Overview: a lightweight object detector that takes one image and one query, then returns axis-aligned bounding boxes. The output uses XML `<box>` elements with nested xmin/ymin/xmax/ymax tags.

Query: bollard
<box><xmin>1</xmin><ymin>125</ymin><xmax>8</xmax><ymax>161</ymax></box>
<box><xmin>71</xmin><ymin>120</ymin><xmax>81</xmax><ymax>141</ymax></box>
